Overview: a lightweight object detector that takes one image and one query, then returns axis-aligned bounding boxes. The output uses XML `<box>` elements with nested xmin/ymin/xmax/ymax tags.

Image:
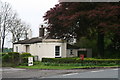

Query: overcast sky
<box><xmin>1</xmin><ymin>0</ymin><xmax>59</xmax><ymax>48</ymax></box>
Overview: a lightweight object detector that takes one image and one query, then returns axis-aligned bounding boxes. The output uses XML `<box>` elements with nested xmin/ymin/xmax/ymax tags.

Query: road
<box><xmin>1</xmin><ymin>67</ymin><xmax>120</xmax><ymax>80</ymax></box>
<box><xmin>1</xmin><ymin>67</ymin><xmax>88</xmax><ymax>78</ymax></box>
<box><xmin>45</xmin><ymin>68</ymin><xmax>119</xmax><ymax>78</ymax></box>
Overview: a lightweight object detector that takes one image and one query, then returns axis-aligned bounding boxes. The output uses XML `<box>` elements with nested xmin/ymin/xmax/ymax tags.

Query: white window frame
<box><xmin>55</xmin><ymin>46</ymin><xmax>61</xmax><ymax>57</ymax></box>
<box><xmin>70</xmin><ymin>49</ymin><xmax>73</xmax><ymax>55</ymax></box>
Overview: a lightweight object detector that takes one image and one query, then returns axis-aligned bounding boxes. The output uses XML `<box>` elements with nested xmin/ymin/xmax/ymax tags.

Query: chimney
<box><xmin>39</xmin><ymin>25</ymin><xmax>45</xmax><ymax>38</ymax></box>
<box><xmin>28</xmin><ymin>29</ymin><xmax>32</xmax><ymax>39</ymax></box>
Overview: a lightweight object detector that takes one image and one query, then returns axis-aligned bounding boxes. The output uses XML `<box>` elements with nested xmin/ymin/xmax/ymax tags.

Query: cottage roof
<box><xmin>13</xmin><ymin>37</ymin><xmax>42</xmax><ymax>44</ymax></box>
<box><xmin>67</xmin><ymin>44</ymin><xmax>80</xmax><ymax>49</ymax></box>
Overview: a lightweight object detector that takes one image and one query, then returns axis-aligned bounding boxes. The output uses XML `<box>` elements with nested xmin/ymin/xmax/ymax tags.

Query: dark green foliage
<box><xmin>20</xmin><ymin>53</ymin><xmax>32</xmax><ymax>66</ymax></box>
<box><xmin>21</xmin><ymin>53</ymin><xmax>31</xmax><ymax>58</ymax></box>
<box><xmin>75</xmin><ymin>37</ymin><xmax>97</xmax><ymax>57</ymax></box>
<box><xmin>2</xmin><ymin>52</ymin><xmax>33</xmax><ymax>66</ymax></box>
<box><xmin>21</xmin><ymin>57</ymin><xmax>28</xmax><ymax>64</ymax></box>
<box><xmin>2</xmin><ymin>62</ymin><xmax>16</xmax><ymax>67</ymax></box>
<box><xmin>2</xmin><ymin>54</ymin><xmax>10</xmax><ymax>62</ymax></box>
<box><xmin>8</xmin><ymin>52</ymin><xmax>20</xmax><ymax>64</ymax></box>
<box><xmin>42</xmin><ymin>57</ymin><xmax>77</xmax><ymax>63</ymax></box>
<box><xmin>42</xmin><ymin>58</ymin><xmax>120</xmax><ymax>66</ymax></box>
<box><xmin>2</xmin><ymin>52</ymin><xmax>20</xmax><ymax>66</ymax></box>
<box><xmin>19</xmin><ymin>62</ymin><xmax>28</xmax><ymax>66</ymax></box>
<box><xmin>2</xmin><ymin>52</ymin><xmax>20</xmax><ymax>63</ymax></box>
<box><xmin>0</xmin><ymin>53</ymin><xmax>6</xmax><ymax>56</ymax></box>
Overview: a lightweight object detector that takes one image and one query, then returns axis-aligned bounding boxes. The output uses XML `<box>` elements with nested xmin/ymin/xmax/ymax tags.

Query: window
<box><xmin>55</xmin><ymin>46</ymin><xmax>60</xmax><ymax>56</ymax></box>
<box><xmin>70</xmin><ymin>50</ymin><xmax>73</xmax><ymax>55</ymax></box>
<box><xmin>16</xmin><ymin>46</ymin><xmax>18</xmax><ymax>52</ymax></box>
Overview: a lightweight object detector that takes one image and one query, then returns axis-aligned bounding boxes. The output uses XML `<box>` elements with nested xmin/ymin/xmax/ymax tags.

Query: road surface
<box><xmin>1</xmin><ymin>67</ymin><xmax>119</xmax><ymax>80</ymax></box>
<box><xmin>45</xmin><ymin>68</ymin><xmax>119</xmax><ymax>78</ymax></box>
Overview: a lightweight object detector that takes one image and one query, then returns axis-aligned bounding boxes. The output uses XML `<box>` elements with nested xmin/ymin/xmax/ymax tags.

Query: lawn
<box><xmin>17</xmin><ymin>62</ymin><xmax>119</xmax><ymax>70</ymax></box>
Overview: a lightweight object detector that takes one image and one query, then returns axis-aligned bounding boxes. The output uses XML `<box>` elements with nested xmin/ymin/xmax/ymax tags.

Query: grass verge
<box><xmin>16</xmin><ymin>64</ymin><xmax>119</xmax><ymax>70</ymax></box>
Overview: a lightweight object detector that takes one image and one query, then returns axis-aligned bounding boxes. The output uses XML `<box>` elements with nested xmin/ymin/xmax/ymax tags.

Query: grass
<box><xmin>17</xmin><ymin>65</ymin><xmax>119</xmax><ymax>70</ymax></box>
<box><xmin>16</xmin><ymin>62</ymin><xmax>119</xmax><ymax>70</ymax></box>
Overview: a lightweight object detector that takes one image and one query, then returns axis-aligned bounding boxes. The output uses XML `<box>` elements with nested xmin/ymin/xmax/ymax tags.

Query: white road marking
<box><xmin>112</xmin><ymin>69</ymin><xmax>118</xmax><ymax>70</ymax></box>
<box><xmin>91</xmin><ymin>70</ymin><xmax>104</xmax><ymax>72</ymax></box>
<box><xmin>63</xmin><ymin>73</ymin><xmax>78</xmax><ymax>76</ymax></box>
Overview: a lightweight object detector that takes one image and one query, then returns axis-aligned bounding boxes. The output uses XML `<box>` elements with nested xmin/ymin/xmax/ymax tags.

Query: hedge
<box><xmin>42</xmin><ymin>58</ymin><xmax>120</xmax><ymax>65</ymax></box>
<box><xmin>20</xmin><ymin>53</ymin><xmax>32</xmax><ymax>58</ymax></box>
<box><xmin>2</xmin><ymin>52</ymin><xmax>33</xmax><ymax>66</ymax></box>
<box><xmin>20</xmin><ymin>53</ymin><xmax>33</xmax><ymax>65</ymax></box>
<box><xmin>2</xmin><ymin>52</ymin><xmax>20</xmax><ymax>66</ymax></box>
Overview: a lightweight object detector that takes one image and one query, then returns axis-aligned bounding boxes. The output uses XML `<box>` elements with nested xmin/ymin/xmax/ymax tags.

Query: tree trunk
<box><xmin>0</xmin><ymin>38</ymin><xmax>1</xmax><ymax>53</ymax></box>
<box><xmin>1</xmin><ymin>25</ymin><xmax>6</xmax><ymax>53</ymax></box>
<box><xmin>0</xmin><ymin>25</ymin><xmax>1</xmax><ymax>53</ymax></box>
<box><xmin>97</xmin><ymin>31</ymin><xmax>104</xmax><ymax>58</ymax></box>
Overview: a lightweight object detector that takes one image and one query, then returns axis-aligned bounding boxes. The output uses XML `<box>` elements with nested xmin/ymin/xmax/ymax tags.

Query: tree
<box><xmin>7</xmin><ymin>14</ymin><xmax>29</xmax><ymax>43</ymax></box>
<box><xmin>0</xmin><ymin>1</ymin><xmax>2</xmax><ymax>52</ymax></box>
<box><xmin>0</xmin><ymin>2</ymin><xmax>12</xmax><ymax>52</ymax></box>
<box><xmin>44</xmin><ymin>2</ymin><xmax>120</xmax><ymax>57</ymax></box>
<box><xmin>0</xmin><ymin>1</ymin><xmax>30</xmax><ymax>52</ymax></box>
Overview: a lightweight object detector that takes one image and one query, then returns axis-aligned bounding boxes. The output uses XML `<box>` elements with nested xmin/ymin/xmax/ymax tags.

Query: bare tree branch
<box><xmin>0</xmin><ymin>1</ymin><xmax>30</xmax><ymax>52</ymax></box>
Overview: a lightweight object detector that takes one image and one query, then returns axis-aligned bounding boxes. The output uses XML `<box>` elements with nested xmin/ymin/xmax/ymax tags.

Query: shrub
<box><xmin>42</xmin><ymin>58</ymin><xmax>120</xmax><ymax>66</ymax></box>
<box><xmin>0</xmin><ymin>53</ymin><xmax>6</xmax><ymax>56</ymax></box>
<box><xmin>2</xmin><ymin>62</ymin><xmax>16</xmax><ymax>67</ymax></box>
<box><xmin>2</xmin><ymin>54</ymin><xmax>10</xmax><ymax>62</ymax></box>
<box><xmin>42</xmin><ymin>57</ymin><xmax>77</xmax><ymax>63</ymax></box>
<box><xmin>7</xmin><ymin>52</ymin><xmax>20</xmax><ymax>64</ymax></box>
<box><xmin>20</xmin><ymin>53</ymin><xmax>32</xmax><ymax>64</ymax></box>
<box><xmin>0</xmin><ymin>53</ymin><xmax>6</xmax><ymax>61</ymax></box>
<box><xmin>21</xmin><ymin>53</ymin><xmax>31</xmax><ymax>58</ymax></box>
<box><xmin>2</xmin><ymin>52</ymin><xmax>20</xmax><ymax>66</ymax></box>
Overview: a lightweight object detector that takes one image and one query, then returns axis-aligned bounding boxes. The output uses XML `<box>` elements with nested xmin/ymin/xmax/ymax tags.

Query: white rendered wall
<box><xmin>13</xmin><ymin>40</ymin><xmax>67</xmax><ymax>61</ymax></box>
<box><xmin>13</xmin><ymin>44</ymin><xmax>26</xmax><ymax>53</ymax></box>
<box><xmin>36</xmin><ymin>42</ymin><xmax>67</xmax><ymax>61</ymax></box>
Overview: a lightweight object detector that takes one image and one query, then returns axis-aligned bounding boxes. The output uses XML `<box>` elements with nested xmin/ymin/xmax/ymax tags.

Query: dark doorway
<box><xmin>77</xmin><ymin>51</ymin><xmax>87</xmax><ymax>57</ymax></box>
<box><xmin>26</xmin><ymin>45</ymin><xmax>30</xmax><ymax>53</ymax></box>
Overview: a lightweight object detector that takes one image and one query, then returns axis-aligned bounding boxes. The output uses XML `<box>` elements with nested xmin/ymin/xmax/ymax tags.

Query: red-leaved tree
<box><xmin>44</xmin><ymin>2</ymin><xmax>120</xmax><ymax>57</ymax></box>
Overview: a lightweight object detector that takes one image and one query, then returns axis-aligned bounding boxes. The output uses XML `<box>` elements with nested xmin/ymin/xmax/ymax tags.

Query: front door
<box><xmin>26</xmin><ymin>45</ymin><xmax>30</xmax><ymax>53</ymax></box>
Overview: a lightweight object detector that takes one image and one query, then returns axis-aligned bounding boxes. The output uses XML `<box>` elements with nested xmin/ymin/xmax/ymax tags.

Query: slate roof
<box><xmin>13</xmin><ymin>37</ymin><xmax>42</xmax><ymax>44</ymax></box>
<box><xmin>14</xmin><ymin>37</ymin><xmax>80</xmax><ymax>49</ymax></box>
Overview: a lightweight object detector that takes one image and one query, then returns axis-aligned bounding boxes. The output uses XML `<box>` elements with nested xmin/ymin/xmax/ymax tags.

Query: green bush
<box><xmin>20</xmin><ymin>53</ymin><xmax>32</xmax><ymax>64</ymax></box>
<box><xmin>21</xmin><ymin>53</ymin><xmax>31</xmax><ymax>58</ymax></box>
<box><xmin>0</xmin><ymin>53</ymin><xmax>6</xmax><ymax>56</ymax></box>
<box><xmin>2</xmin><ymin>52</ymin><xmax>20</xmax><ymax>66</ymax></box>
<box><xmin>21</xmin><ymin>57</ymin><xmax>28</xmax><ymax>63</ymax></box>
<box><xmin>42</xmin><ymin>57</ymin><xmax>77</xmax><ymax>63</ymax></box>
<box><xmin>19</xmin><ymin>62</ymin><xmax>28</xmax><ymax>66</ymax></box>
<box><xmin>8</xmin><ymin>52</ymin><xmax>20</xmax><ymax>64</ymax></box>
<box><xmin>0</xmin><ymin>53</ymin><xmax>4</xmax><ymax>61</ymax></box>
<box><xmin>2</xmin><ymin>62</ymin><xmax>16</xmax><ymax>67</ymax></box>
<box><xmin>2</xmin><ymin>54</ymin><xmax>10</xmax><ymax>62</ymax></box>
<box><xmin>42</xmin><ymin>58</ymin><xmax>120</xmax><ymax>66</ymax></box>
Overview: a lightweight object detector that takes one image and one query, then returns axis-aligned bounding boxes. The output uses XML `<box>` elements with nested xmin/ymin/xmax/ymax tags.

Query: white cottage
<box><xmin>13</xmin><ymin>25</ymin><xmax>92</xmax><ymax>61</ymax></box>
<box><xmin>14</xmin><ymin>38</ymin><xmax>68</xmax><ymax>61</ymax></box>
